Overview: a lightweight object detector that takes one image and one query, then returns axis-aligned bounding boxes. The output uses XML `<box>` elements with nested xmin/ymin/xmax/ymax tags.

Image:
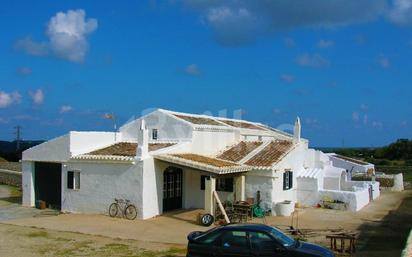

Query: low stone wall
<box><xmin>352</xmin><ymin>173</ymin><xmax>404</xmax><ymax>192</ymax></box>
<box><xmin>0</xmin><ymin>169</ymin><xmax>22</xmax><ymax>187</ymax></box>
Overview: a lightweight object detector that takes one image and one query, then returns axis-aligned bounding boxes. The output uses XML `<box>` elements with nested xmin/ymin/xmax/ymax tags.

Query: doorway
<box><xmin>163</xmin><ymin>167</ymin><xmax>183</xmax><ymax>212</ymax></box>
<box><xmin>34</xmin><ymin>162</ymin><xmax>62</xmax><ymax>210</ymax></box>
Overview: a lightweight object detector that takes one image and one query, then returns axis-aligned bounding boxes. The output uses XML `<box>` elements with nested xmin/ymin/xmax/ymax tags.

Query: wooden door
<box><xmin>163</xmin><ymin>167</ymin><xmax>183</xmax><ymax>212</ymax></box>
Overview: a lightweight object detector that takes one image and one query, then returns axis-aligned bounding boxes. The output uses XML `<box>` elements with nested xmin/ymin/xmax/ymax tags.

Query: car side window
<box><xmin>221</xmin><ymin>231</ymin><xmax>249</xmax><ymax>249</ymax></box>
<box><xmin>249</xmin><ymin>231</ymin><xmax>277</xmax><ymax>251</ymax></box>
<box><xmin>196</xmin><ymin>230</ymin><xmax>221</xmax><ymax>245</ymax></box>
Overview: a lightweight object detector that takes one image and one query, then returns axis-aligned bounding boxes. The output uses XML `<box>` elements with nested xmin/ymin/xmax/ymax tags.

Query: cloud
<box><xmin>205</xmin><ymin>6</ymin><xmax>258</xmax><ymax>46</ymax></box>
<box><xmin>372</xmin><ymin>121</ymin><xmax>383</xmax><ymax>129</ymax></box>
<box><xmin>317</xmin><ymin>39</ymin><xmax>335</xmax><ymax>48</ymax></box>
<box><xmin>296</xmin><ymin>53</ymin><xmax>329</xmax><ymax>68</ymax></box>
<box><xmin>184</xmin><ymin>64</ymin><xmax>201</xmax><ymax>76</ymax></box>
<box><xmin>0</xmin><ymin>91</ymin><xmax>21</xmax><ymax>108</ymax></box>
<box><xmin>16</xmin><ymin>67</ymin><xmax>33</xmax><ymax>76</ymax></box>
<box><xmin>15</xmin><ymin>9</ymin><xmax>97</xmax><ymax>63</ymax></box>
<box><xmin>387</xmin><ymin>0</ymin><xmax>412</xmax><ymax>25</ymax></box>
<box><xmin>184</xmin><ymin>0</ymin><xmax>387</xmax><ymax>46</ymax></box>
<box><xmin>363</xmin><ymin>114</ymin><xmax>368</xmax><ymax>125</ymax></box>
<box><xmin>280</xmin><ymin>74</ymin><xmax>294</xmax><ymax>83</ymax></box>
<box><xmin>29</xmin><ymin>89</ymin><xmax>44</xmax><ymax>105</ymax></box>
<box><xmin>360</xmin><ymin>104</ymin><xmax>369</xmax><ymax>111</ymax></box>
<box><xmin>377</xmin><ymin>55</ymin><xmax>390</xmax><ymax>68</ymax></box>
<box><xmin>60</xmin><ymin>105</ymin><xmax>73</xmax><ymax>113</ymax></box>
<box><xmin>15</xmin><ymin>37</ymin><xmax>48</xmax><ymax>56</ymax></box>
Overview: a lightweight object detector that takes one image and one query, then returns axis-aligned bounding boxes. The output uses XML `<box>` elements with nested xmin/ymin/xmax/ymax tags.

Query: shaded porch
<box><xmin>154</xmin><ymin>153</ymin><xmax>251</xmax><ymax>217</ymax></box>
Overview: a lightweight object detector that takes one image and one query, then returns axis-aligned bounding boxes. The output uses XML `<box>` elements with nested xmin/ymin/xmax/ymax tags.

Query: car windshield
<box><xmin>268</xmin><ymin>227</ymin><xmax>295</xmax><ymax>247</ymax></box>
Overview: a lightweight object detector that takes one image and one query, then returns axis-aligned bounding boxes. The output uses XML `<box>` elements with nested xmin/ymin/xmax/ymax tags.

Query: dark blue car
<box><xmin>187</xmin><ymin>224</ymin><xmax>334</xmax><ymax>257</ymax></box>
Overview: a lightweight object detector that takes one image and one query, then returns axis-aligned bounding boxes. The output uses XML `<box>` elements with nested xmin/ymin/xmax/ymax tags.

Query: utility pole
<box><xmin>14</xmin><ymin>126</ymin><xmax>22</xmax><ymax>151</ymax></box>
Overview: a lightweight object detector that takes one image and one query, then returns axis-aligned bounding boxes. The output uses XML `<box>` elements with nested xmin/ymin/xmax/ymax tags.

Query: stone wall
<box><xmin>0</xmin><ymin>169</ymin><xmax>22</xmax><ymax>187</ymax></box>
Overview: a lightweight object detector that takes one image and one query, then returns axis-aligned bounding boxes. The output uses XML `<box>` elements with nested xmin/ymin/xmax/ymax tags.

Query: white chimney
<box><xmin>293</xmin><ymin>117</ymin><xmax>301</xmax><ymax>143</ymax></box>
<box><xmin>136</xmin><ymin>119</ymin><xmax>149</xmax><ymax>160</ymax></box>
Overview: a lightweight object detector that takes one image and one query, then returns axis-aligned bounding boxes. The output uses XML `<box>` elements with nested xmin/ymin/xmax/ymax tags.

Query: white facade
<box><xmin>22</xmin><ymin>109</ymin><xmax>380</xmax><ymax>219</ymax></box>
<box><xmin>327</xmin><ymin>153</ymin><xmax>375</xmax><ymax>175</ymax></box>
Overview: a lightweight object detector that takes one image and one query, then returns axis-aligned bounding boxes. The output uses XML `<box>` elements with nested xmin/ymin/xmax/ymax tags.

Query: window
<box><xmin>201</xmin><ymin>176</ymin><xmax>233</xmax><ymax>192</ymax></box>
<box><xmin>152</xmin><ymin>129</ymin><xmax>158</xmax><ymax>140</ymax></box>
<box><xmin>221</xmin><ymin>231</ymin><xmax>249</xmax><ymax>249</ymax></box>
<box><xmin>249</xmin><ymin>231</ymin><xmax>276</xmax><ymax>251</ymax></box>
<box><xmin>283</xmin><ymin>170</ymin><xmax>293</xmax><ymax>190</ymax></box>
<box><xmin>67</xmin><ymin>171</ymin><xmax>80</xmax><ymax>190</ymax></box>
<box><xmin>268</xmin><ymin>227</ymin><xmax>295</xmax><ymax>247</ymax></box>
<box><xmin>196</xmin><ymin>228</ymin><xmax>221</xmax><ymax>245</ymax></box>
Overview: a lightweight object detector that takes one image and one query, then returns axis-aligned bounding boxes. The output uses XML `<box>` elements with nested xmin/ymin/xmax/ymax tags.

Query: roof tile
<box><xmin>171</xmin><ymin>153</ymin><xmax>240</xmax><ymax>167</ymax></box>
<box><xmin>217</xmin><ymin>141</ymin><xmax>263</xmax><ymax>162</ymax></box>
<box><xmin>218</xmin><ymin>119</ymin><xmax>266</xmax><ymax>130</ymax></box>
<box><xmin>174</xmin><ymin>114</ymin><xmax>223</xmax><ymax>126</ymax></box>
<box><xmin>88</xmin><ymin>142</ymin><xmax>175</xmax><ymax>157</ymax></box>
<box><xmin>245</xmin><ymin>140</ymin><xmax>293</xmax><ymax>167</ymax></box>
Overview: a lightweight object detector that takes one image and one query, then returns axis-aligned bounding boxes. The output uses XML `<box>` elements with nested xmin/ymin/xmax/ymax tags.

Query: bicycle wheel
<box><xmin>124</xmin><ymin>204</ymin><xmax>137</xmax><ymax>220</ymax></box>
<box><xmin>109</xmin><ymin>203</ymin><xmax>119</xmax><ymax>217</ymax></box>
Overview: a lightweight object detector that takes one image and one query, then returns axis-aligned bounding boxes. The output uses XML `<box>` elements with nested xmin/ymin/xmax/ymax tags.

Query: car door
<box><xmin>249</xmin><ymin>231</ymin><xmax>289</xmax><ymax>257</ymax></box>
<box><xmin>217</xmin><ymin>230</ymin><xmax>251</xmax><ymax>257</ymax></box>
<box><xmin>188</xmin><ymin>230</ymin><xmax>221</xmax><ymax>257</ymax></box>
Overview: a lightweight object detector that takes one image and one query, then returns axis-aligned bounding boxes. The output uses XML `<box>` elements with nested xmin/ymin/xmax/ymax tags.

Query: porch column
<box><xmin>235</xmin><ymin>175</ymin><xmax>246</xmax><ymax>201</ymax></box>
<box><xmin>204</xmin><ymin>176</ymin><xmax>216</xmax><ymax>214</ymax></box>
<box><xmin>22</xmin><ymin>161</ymin><xmax>35</xmax><ymax>207</ymax></box>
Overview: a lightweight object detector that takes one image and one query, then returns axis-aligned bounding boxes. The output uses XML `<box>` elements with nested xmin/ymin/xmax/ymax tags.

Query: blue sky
<box><xmin>1</xmin><ymin>0</ymin><xmax>412</xmax><ymax>147</ymax></box>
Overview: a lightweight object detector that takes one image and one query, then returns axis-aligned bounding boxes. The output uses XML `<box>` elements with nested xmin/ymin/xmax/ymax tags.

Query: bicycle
<box><xmin>109</xmin><ymin>198</ymin><xmax>138</xmax><ymax>220</ymax></box>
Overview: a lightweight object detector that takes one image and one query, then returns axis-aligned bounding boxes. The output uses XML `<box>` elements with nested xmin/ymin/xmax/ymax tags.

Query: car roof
<box><xmin>219</xmin><ymin>223</ymin><xmax>273</xmax><ymax>232</ymax></box>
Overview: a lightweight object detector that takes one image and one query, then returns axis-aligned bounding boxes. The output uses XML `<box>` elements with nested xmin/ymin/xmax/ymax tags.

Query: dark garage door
<box><xmin>34</xmin><ymin>162</ymin><xmax>62</xmax><ymax>209</ymax></box>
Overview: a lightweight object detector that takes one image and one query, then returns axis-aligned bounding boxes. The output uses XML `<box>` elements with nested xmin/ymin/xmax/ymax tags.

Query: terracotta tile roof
<box><xmin>89</xmin><ymin>142</ymin><xmax>137</xmax><ymax>156</ymax></box>
<box><xmin>174</xmin><ymin>114</ymin><xmax>223</xmax><ymax>126</ymax></box>
<box><xmin>171</xmin><ymin>153</ymin><xmax>240</xmax><ymax>167</ymax></box>
<box><xmin>245</xmin><ymin>140</ymin><xmax>293</xmax><ymax>167</ymax></box>
<box><xmin>217</xmin><ymin>141</ymin><xmax>263</xmax><ymax>162</ymax></box>
<box><xmin>88</xmin><ymin>142</ymin><xmax>175</xmax><ymax>157</ymax></box>
<box><xmin>149</xmin><ymin>143</ymin><xmax>176</xmax><ymax>152</ymax></box>
<box><xmin>218</xmin><ymin>119</ymin><xmax>266</xmax><ymax>130</ymax></box>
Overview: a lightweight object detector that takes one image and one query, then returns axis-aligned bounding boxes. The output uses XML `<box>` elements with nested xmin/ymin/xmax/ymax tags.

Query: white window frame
<box><xmin>67</xmin><ymin>170</ymin><xmax>80</xmax><ymax>190</ymax></box>
<box><xmin>152</xmin><ymin>129</ymin><xmax>158</xmax><ymax>140</ymax></box>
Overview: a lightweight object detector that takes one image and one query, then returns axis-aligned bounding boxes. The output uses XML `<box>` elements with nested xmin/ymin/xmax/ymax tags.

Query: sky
<box><xmin>1</xmin><ymin>0</ymin><xmax>412</xmax><ymax>147</ymax></box>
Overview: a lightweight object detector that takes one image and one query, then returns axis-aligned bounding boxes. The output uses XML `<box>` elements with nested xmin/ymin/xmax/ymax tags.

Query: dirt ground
<box><xmin>0</xmin><ymin>223</ymin><xmax>186</xmax><ymax>257</ymax></box>
<box><xmin>1</xmin><ymin>185</ymin><xmax>411</xmax><ymax>257</ymax></box>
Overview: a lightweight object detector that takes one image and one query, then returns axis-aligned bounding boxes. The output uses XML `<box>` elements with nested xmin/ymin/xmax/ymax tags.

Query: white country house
<box><xmin>22</xmin><ymin>109</ymin><xmax>379</xmax><ymax>218</ymax></box>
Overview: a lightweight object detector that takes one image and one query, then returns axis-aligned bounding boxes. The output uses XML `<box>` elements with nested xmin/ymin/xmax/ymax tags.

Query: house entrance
<box><xmin>34</xmin><ymin>162</ymin><xmax>62</xmax><ymax>210</ymax></box>
<box><xmin>163</xmin><ymin>167</ymin><xmax>183</xmax><ymax>212</ymax></box>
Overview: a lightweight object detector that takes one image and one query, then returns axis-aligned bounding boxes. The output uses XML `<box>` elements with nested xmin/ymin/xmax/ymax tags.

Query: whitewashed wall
<box><xmin>22</xmin><ymin>161</ymin><xmax>35</xmax><ymax>207</ymax></box>
<box><xmin>245</xmin><ymin>170</ymin><xmax>274</xmax><ymax>211</ymax></box>
<box><xmin>62</xmin><ymin>161</ymin><xmax>143</xmax><ymax>217</ymax></box>
<box><xmin>23</xmin><ymin>134</ymin><xmax>70</xmax><ymax>162</ymax></box>
<box><xmin>120</xmin><ymin>110</ymin><xmax>193</xmax><ymax>142</ymax></box>
<box><xmin>69</xmin><ymin>131</ymin><xmax>120</xmax><ymax>156</ymax></box>
<box><xmin>272</xmin><ymin>143</ymin><xmax>307</xmax><ymax>203</ymax></box>
<box><xmin>191</xmin><ymin>129</ymin><xmax>238</xmax><ymax>155</ymax></box>
<box><xmin>328</xmin><ymin>155</ymin><xmax>374</xmax><ymax>174</ymax></box>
